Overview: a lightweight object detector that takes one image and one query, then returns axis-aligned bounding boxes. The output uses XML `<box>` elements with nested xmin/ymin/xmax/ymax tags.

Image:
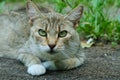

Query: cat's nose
<box><xmin>48</xmin><ymin>44</ymin><xmax>56</xmax><ymax>50</ymax></box>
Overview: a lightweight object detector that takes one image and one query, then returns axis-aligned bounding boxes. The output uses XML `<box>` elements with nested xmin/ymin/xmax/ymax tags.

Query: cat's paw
<box><xmin>27</xmin><ymin>64</ymin><xmax>46</xmax><ymax>76</ymax></box>
<box><xmin>42</xmin><ymin>61</ymin><xmax>57</xmax><ymax>70</ymax></box>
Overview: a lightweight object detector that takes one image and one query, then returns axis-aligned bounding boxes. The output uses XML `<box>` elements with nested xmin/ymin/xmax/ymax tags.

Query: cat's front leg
<box><xmin>17</xmin><ymin>53</ymin><xmax>46</xmax><ymax>75</ymax></box>
<box><xmin>43</xmin><ymin>57</ymin><xmax>84</xmax><ymax>70</ymax></box>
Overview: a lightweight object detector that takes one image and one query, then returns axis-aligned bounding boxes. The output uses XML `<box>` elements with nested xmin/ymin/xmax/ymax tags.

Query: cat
<box><xmin>0</xmin><ymin>0</ymin><xmax>85</xmax><ymax>76</ymax></box>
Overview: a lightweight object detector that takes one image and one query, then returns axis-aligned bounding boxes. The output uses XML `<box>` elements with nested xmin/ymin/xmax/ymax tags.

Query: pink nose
<box><xmin>48</xmin><ymin>44</ymin><xmax>56</xmax><ymax>49</ymax></box>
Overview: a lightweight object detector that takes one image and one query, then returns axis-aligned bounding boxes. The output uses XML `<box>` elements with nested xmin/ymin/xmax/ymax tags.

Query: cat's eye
<box><xmin>59</xmin><ymin>30</ymin><xmax>67</xmax><ymax>37</ymax></box>
<box><xmin>38</xmin><ymin>29</ymin><xmax>47</xmax><ymax>37</ymax></box>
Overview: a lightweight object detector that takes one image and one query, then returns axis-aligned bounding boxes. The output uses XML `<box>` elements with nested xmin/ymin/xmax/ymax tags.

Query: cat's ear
<box><xmin>26</xmin><ymin>0</ymin><xmax>45</xmax><ymax>25</ymax></box>
<box><xmin>65</xmin><ymin>5</ymin><xmax>83</xmax><ymax>28</ymax></box>
<box><xmin>27</xmin><ymin>0</ymin><xmax>40</xmax><ymax>19</ymax></box>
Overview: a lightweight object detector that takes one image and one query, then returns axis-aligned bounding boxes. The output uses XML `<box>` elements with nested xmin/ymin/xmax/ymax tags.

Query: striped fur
<box><xmin>0</xmin><ymin>0</ymin><xmax>85</xmax><ymax>76</ymax></box>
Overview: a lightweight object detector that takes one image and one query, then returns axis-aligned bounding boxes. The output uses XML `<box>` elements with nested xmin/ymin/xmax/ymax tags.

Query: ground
<box><xmin>0</xmin><ymin>45</ymin><xmax>120</xmax><ymax>80</ymax></box>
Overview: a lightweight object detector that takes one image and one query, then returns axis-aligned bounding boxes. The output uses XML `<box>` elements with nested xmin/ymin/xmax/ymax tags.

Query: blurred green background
<box><xmin>0</xmin><ymin>0</ymin><xmax>120</xmax><ymax>45</ymax></box>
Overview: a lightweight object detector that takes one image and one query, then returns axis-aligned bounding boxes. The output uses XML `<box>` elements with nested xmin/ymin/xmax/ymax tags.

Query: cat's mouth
<box><xmin>47</xmin><ymin>50</ymin><xmax>57</xmax><ymax>54</ymax></box>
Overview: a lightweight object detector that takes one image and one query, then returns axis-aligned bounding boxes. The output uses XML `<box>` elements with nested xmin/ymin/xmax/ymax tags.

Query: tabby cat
<box><xmin>0</xmin><ymin>0</ymin><xmax>85</xmax><ymax>76</ymax></box>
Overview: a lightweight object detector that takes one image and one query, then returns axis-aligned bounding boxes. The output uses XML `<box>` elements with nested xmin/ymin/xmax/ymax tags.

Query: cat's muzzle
<box><xmin>47</xmin><ymin>49</ymin><xmax>57</xmax><ymax>55</ymax></box>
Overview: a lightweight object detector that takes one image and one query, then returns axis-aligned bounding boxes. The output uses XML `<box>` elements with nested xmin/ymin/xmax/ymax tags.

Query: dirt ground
<box><xmin>0</xmin><ymin>45</ymin><xmax>120</xmax><ymax>80</ymax></box>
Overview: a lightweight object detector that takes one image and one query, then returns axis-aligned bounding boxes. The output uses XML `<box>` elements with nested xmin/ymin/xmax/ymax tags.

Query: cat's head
<box><xmin>27</xmin><ymin>0</ymin><xmax>83</xmax><ymax>54</ymax></box>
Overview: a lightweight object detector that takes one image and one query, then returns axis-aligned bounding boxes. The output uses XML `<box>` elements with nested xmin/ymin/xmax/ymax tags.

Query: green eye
<box><xmin>59</xmin><ymin>30</ymin><xmax>67</xmax><ymax>37</ymax></box>
<box><xmin>38</xmin><ymin>29</ymin><xmax>47</xmax><ymax>37</ymax></box>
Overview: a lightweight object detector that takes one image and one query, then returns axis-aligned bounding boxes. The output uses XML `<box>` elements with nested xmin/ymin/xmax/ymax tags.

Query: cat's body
<box><xmin>0</xmin><ymin>0</ymin><xmax>85</xmax><ymax>76</ymax></box>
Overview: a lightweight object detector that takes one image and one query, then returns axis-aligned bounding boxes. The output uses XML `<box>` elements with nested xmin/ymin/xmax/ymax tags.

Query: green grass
<box><xmin>0</xmin><ymin>0</ymin><xmax>120</xmax><ymax>44</ymax></box>
<box><xmin>78</xmin><ymin>0</ymin><xmax>120</xmax><ymax>44</ymax></box>
<box><xmin>0</xmin><ymin>1</ymin><xmax>5</xmax><ymax>14</ymax></box>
